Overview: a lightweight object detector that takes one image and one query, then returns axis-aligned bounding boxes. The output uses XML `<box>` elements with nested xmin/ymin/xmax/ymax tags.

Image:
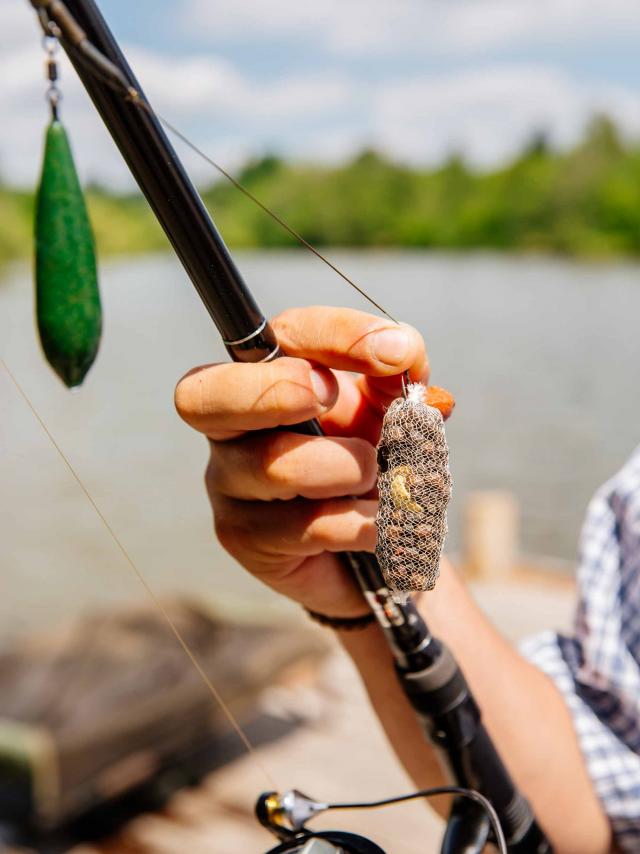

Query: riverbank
<box><xmin>3</xmin><ymin>114</ymin><xmax>640</xmax><ymax>266</ymax></box>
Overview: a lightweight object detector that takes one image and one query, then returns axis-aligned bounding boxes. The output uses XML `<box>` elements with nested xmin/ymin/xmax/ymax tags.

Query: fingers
<box><xmin>175</xmin><ymin>357</ymin><xmax>338</xmax><ymax>439</ymax></box>
<box><xmin>213</xmin><ymin>496</ymin><xmax>377</xmax><ymax>567</ymax></box>
<box><xmin>271</xmin><ymin>306</ymin><xmax>427</xmax><ymax>378</ymax></box>
<box><xmin>175</xmin><ymin>306</ymin><xmax>429</xmax><ymax>440</ymax></box>
<box><xmin>207</xmin><ymin>433</ymin><xmax>378</xmax><ymax>501</ymax></box>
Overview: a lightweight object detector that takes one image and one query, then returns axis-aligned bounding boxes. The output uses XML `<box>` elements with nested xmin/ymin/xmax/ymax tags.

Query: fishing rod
<box><xmin>28</xmin><ymin>2</ymin><xmax>552</xmax><ymax>851</ymax></box>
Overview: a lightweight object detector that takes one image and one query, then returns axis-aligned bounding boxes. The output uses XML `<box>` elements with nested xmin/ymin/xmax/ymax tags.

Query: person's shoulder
<box><xmin>586</xmin><ymin>445</ymin><xmax>640</xmax><ymax>523</ymax></box>
<box><xmin>607</xmin><ymin>444</ymin><xmax>640</xmax><ymax>493</ymax></box>
<box><xmin>577</xmin><ymin>445</ymin><xmax>640</xmax><ymax>598</ymax></box>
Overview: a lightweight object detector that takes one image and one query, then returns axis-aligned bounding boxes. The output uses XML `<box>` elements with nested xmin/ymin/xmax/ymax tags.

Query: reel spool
<box><xmin>265</xmin><ymin>831</ymin><xmax>385</xmax><ymax>853</ymax></box>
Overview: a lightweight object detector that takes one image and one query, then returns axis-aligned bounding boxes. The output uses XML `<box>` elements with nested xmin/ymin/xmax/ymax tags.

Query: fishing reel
<box><xmin>257</xmin><ymin>790</ymin><xmax>385</xmax><ymax>853</ymax></box>
<box><xmin>256</xmin><ymin>785</ymin><xmax>508</xmax><ymax>854</ymax></box>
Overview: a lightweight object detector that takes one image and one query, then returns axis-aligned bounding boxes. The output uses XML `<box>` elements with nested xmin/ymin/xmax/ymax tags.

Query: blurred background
<box><xmin>1</xmin><ymin>1</ymin><xmax>640</xmax><ymax>852</ymax></box>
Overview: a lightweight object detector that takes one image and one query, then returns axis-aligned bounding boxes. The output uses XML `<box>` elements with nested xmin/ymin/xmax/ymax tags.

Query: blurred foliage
<box><xmin>3</xmin><ymin>115</ymin><xmax>640</xmax><ymax>267</ymax></box>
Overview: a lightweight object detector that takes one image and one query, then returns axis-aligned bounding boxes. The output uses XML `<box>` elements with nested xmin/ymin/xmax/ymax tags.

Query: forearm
<box><xmin>340</xmin><ymin>560</ymin><xmax>611</xmax><ymax>854</ymax></box>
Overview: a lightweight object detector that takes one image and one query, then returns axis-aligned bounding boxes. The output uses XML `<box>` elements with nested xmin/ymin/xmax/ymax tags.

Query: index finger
<box><xmin>272</xmin><ymin>306</ymin><xmax>428</xmax><ymax>379</ymax></box>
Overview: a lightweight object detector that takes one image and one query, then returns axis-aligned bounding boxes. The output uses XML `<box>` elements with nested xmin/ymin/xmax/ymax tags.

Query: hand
<box><xmin>174</xmin><ymin>306</ymin><xmax>430</xmax><ymax>618</ymax></box>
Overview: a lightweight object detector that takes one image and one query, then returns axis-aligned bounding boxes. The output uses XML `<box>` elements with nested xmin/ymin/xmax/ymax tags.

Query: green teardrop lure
<box><xmin>35</xmin><ymin>119</ymin><xmax>102</xmax><ymax>388</ymax></box>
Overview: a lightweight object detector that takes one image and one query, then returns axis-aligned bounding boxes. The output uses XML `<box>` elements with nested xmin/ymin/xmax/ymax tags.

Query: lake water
<box><xmin>1</xmin><ymin>251</ymin><xmax>639</xmax><ymax>641</ymax></box>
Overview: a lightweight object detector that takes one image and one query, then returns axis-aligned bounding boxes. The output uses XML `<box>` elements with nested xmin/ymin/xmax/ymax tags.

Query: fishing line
<box><xmin>0</xmin><ymin>357</ymin><xmax>278</xmax><ymax>792</ymax></box>
<box><xmin>155</xmin><ymin>114</ymin><xmax>400</xmax><ymax>325</ymax></box>
<box><xmin>61</xmin><ymin>35</ymin><xmax>400</xmax><ymax>326</ymax></box>
<box><xmin>326</xmin><ymin>786</ymin><xmax>507</xmax><ymax>854</ymax></box>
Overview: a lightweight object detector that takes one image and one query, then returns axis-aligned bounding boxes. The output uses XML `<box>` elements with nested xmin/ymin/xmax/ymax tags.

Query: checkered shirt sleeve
<box><xmin>521</xmin><ymin>445</ymin><xmax>640</xmax><ymax>851</ymax></box>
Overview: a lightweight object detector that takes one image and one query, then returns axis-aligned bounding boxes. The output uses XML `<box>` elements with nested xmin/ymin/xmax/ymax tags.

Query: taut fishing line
<box><xmin>58</xmin><ymin>29</ymin><xmax>400</xmax><ymax>325</ymax></box>
<box><xmin>156</xmin><ymin>114</ymin><xmax>401</xmax><ymax>326</ymax></box>
<box><xmin>327</xmin><ymin>786</ymin><xmax>507</xmax><ymax>854</ymax></box>
<box><xmin>60</xmin><ymin>32</ymin><xmax>453</xmax><ymax>597</ymax></box>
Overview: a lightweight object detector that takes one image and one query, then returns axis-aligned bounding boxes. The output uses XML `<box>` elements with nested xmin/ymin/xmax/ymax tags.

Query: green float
<box><xmin>34</xmin><ymin>119</ymin><xmax>102</xmax><ymax>388</ymax></box>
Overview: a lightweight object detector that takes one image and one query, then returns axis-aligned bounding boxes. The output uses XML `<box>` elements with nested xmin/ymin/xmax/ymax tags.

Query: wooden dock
<box><xmin>3</xmin><ymin>567</ymin><xmax>576</xmax><ymax>854</ymax></box>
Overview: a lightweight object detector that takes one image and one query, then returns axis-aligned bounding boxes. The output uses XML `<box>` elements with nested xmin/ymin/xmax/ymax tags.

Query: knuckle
<box><xmin>204</xmin><ymin>451</ymin><xmax>220</xmax><ymax>495</ymax></box>
<box><xmin>213</xmin><ymin>512</ymin><xmax>241</xmax><ymax>555</ymax></box>
<box><xmin>270</xmin><ymin>307</ymin><xmax>302</xmax><ymax>340</ymax></box>
<box><xmin>264</xmin><ymin>360</ymin><xmax>316</xmax><ymax>414</ymax></box>
<box><xmin>283</xmin><ymin>360</ymin><xmax>316</xmax><ymax>404</ymax></box>
<box><xmin>302</xmin><ymin>497</ymin><xmax>335</xmax><ymax>535</ymax></box>
<box><xmin>258</xmin><ymin>433</ymin><xmax>299</xmax><ymax>495</ymax></box>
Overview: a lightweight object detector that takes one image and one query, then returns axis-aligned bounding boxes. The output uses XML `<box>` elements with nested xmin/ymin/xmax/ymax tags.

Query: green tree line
<box><xmin>2</xmin><ymin>115</ymin><xmax>640</xmax><ymax>266</ymax></box>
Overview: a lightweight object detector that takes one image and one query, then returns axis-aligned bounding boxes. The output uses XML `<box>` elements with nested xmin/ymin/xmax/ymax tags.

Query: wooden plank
<box><xmin>0</xmin><ymin>599</ymin><xmax>328</xmax><ymax>830</ymax></box>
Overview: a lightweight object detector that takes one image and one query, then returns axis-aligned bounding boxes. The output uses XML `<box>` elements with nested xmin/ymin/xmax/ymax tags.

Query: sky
<box><xmin>3</xmin><ymin>0</ymin><xmax>640</xmax><ymax>189</ymax></box>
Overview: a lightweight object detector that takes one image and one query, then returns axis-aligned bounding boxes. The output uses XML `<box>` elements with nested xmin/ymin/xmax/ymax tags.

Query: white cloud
<box><xmin>0</xmin><ymin>2</ymin><xmax>40</xmax><ymax>51</ymax></box>
<box><xmin>2</xmin><ymin>2</ymin><xmax>640</xmax><ymax>189</ymax></box>
<box><xmin>130</xmin><ymin>47</ymin><xmax>353</xmax><ymax>120</ymax></box>
<box><xmin>0</xmin><ymin>27</ymin><xmax>355</xmax><ymax>188</ymax></box>
<box><xmin>372</xmin><ymin>65</ymin><xmax>640</xmax><ymax>167</ymax></box>
<box><xmin>439</xmin><ymin>0</ymin><xmax>640</xmax><ymax>54</ymax></box>
<box><xmin>184</xmin><ymin>0</ymin><xmax>412</xmax><ymax>54</ymax></box>
<box><xmin>184</xmin><ymin>0</ymin><xmax>640</xmax><ymax>56</ymax></box>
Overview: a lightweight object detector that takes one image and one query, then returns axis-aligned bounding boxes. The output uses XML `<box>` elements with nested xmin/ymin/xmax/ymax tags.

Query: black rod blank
<box><xmin>52</xmin><ymin>0</ymin><xmax>276</xmax><ymax>360</ymax></box>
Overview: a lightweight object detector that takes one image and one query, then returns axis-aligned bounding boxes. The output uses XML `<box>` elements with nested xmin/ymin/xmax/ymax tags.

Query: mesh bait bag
<box><xmin>375</xmin><ymin>383</ymin><xmax>452</xmax><ymax>594</ymax></box>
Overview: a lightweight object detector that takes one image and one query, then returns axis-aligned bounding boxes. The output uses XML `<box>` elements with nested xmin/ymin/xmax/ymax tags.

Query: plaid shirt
<box><xmin>522</xmin><ymin>445</ymin><xmax>640</xmax><ymax>851</ymax></box>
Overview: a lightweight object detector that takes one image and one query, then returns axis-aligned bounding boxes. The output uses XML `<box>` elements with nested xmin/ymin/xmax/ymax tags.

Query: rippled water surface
<box><xmin>2</xmin><ymin>251</ymin><xmax>639</xmax><ymax>639</ymax></box>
